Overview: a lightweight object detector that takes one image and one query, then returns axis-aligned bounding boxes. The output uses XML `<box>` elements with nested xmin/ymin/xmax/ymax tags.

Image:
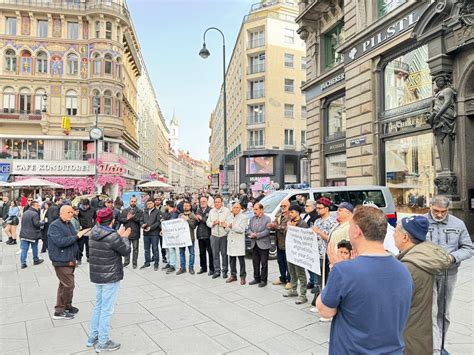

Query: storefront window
<box><xmin>384</xmin><ymin>45</ymin><xmax>432</xmax><ymax>110</ymax></box>
<box><xmin>326</xmin><ymin>153</ymin><xmax>346</xmax><ymax>185</ymax></box>
<box><xmin>2</xmin><ymin>139</ymin><xmax>43</xmax><ymax>159</ymax></box>
<box><xmin>385</xmin><ymin>133</ymin><xmax>437</xmax><ymax>214</ymax></box>
<box><xmin>327</xmin><ymin>96</ymin><xmax>346</xmax><ymax>139</ymax></box>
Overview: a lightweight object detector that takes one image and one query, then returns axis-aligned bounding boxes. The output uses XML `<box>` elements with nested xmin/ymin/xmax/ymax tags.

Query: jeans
<box><xmin>179</xmin><ymin>241</ymin><xmax>195</xmax><ymax>269</ymax></box>
<box><xmin>229</xmin><ymin>255</ymin><xmax>246</xmax><ymax>278</ymax></box>
<box><xmin>167</xmin><ymin>248</ymin><xmax>177</xmax><ymax>268</ymax></box>
<box><xmin>144</xmin><ymin>235</ymin><xmax>160</xmax><ymax>265</ymax></box>
<box><xmin>432</xmin><ymin>272</ymin><xmax>457</xmax><ymax>353</ymax></box>
<box><xmin>198</xmin><ymin>238</ymin><xmax>214</xmax><ymax>272</ymax></box>
<box><xmin>20</xmin><ymin>239</ymin><xmax>39</xmax><ymax>265</ymax></box>
<box><xmin>277</xmin><ymin>247</ymin><xmax>290</xmax><ymax>283</ymax></box>
<box><xmin>89</xmin><ymin>282</ymin><xmax>121</xmax><ymax>347</ymax></box>
<box><xmin>210</xmin><ymin>235</ymin><xmax>228</xmax><ymax>274</ymax></box>
<box><xmin>252</xmin><ymin>245</ymin><xmax>269</xmax><ymax>282</ymax></box>
<box><xmin>54</xmin><ymin>266</ymin><xmax>75</xmax><ymax>312</ymax></box>
<box><xmin>124</xmin><ymin>239</ymin><xmax>139</xmax><ymax>266</ymax></box>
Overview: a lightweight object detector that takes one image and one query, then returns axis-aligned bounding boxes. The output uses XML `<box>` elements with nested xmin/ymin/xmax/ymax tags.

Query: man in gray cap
<box><xmin>394</xmin><ymin>215</ymin><xmax>451</xmax><ymax>355</ymax></box>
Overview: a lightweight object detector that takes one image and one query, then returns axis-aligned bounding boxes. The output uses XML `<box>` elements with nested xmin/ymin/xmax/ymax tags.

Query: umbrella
<box><xmin>8</xmin><ymin>177</ymin><xmax>64</xmax><ymax>189</ymax></box>
<box><xmin>138</xmin><ymin>180</ymin><xmax>173</xmax><ymax>189</ymax></box>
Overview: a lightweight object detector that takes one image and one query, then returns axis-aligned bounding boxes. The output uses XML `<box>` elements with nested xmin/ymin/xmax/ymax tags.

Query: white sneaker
<box><xmin>310</xmin><ymin>307</ymin><xmax>319</xmax><ymax>313</ymax></box>
<box><xmin>319</xmin><ymin>317</ymin><xmax>332</xmax><ymax>322</ymax></box>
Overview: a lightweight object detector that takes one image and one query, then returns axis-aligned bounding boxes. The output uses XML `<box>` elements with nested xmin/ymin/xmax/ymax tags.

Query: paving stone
<box><xmin>195</xmin><ymin>321</ymin><xmax>229</xmax><ymax>337</ymax></box>
<box><xmin>107</xmin><ymin>324</ymin><xmax>162</xmax><ymax>354</ymax></box>
<box><xmin>227</xmin><ymin>345</ymin><xmax>269</xmax><ymax>354</ymax></box>
<box><xmin>0</xmin><ymin>300</ymin><xmax>49</xmax><ymax>325</ymax></box>
<box><xmin>115</xmin><ymin>286</ymin><xmax>154</xmax><ymax>305</ymax></box>
<box><xmin>252</xmin><ymin>302</ymin><xmax>319</xmax><ymax>331</ymax></box>
<box><xmin>294</xmin><ymin>322</ymin><xmax>331</xmax><ymax>345</ymax></box>
<box><xmin>213</xmin><ymin>331</ymin><xmax>250</xmax><ymax>351</ymax></box>
<box><xmin>234</xmin><ymin>320</ymin><xmax>288</xmax><ymax>344</ymax></box>
<box><xmin>25</xmin><ymin>318</ymin><xmax>54</xmax><ymax>335</ymax></box>
<box><xmin>138</xmin><ymin>319</ymin><xmax>170</xmax><ymax>337</ymax></box>
<box><xmin>0</xmin><ymin>285</ymin><xmax>21</xmax><ymax>299</ymax></box>
<box><xmin>0</xmin><ymin>339</ymin><xmax>29</xmax><ymax>354</ymax></box>
<box><xmin>257</xmin><ymin>331</ymin><xmax>319</xmax><ymax>353</ymax></box>
<box><xmin>148</xmin><ymin>303</ymin><xmax>209</xmax><ymax>329</ymax></box>
<box><xmin>0</xmin><ymin>321</ymin><xmax>27</xmax><ymax>339</ymax></box>
<box><xmin>28</xmin><ymin>323</ymin><xmax>88</xmax><ymax>354</ymax></box>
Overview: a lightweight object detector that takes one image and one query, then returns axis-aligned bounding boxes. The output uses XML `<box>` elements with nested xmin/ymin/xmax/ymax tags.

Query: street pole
<box><xmin>199</xmin><ymin>27</ymin><xmax>229</xmax><ymax>204</ymax></box>
<box><xmin>94</xmin><ymin>96</ymin><xmax>99</xmax><ymax>195</ymax></box>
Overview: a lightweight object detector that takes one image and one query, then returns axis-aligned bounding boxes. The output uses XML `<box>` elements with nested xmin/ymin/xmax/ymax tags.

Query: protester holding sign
<box><xmin>162</xmin><ymin>201</ymin><xmax>180</xmax><ymax>274</ymax></box>
<box><xmin>177</xmin><ymin>201</ymin><xmax>197</xmax><ymax>275</ymax></box>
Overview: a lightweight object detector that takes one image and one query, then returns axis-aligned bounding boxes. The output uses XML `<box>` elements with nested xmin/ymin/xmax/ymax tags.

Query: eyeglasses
<box><xmin>27</xmin><ymin>199</ymin><xmax>33</xmax><ymax>202</ymax></box>
<box><xmin>316</xmin><ymin>206</ymin><xmax>328</xmax><ymax>210</ymax></box>
<box><xmin>280</xmin><ymin>205</ymin><xmax>288</xmax><ymax>208</ymax></box>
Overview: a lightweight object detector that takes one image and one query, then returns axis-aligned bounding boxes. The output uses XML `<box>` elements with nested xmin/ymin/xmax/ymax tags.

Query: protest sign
<box><xmin>286</xmin><ymin>226</ymin><xmax>320</xmax><ymax>274</ymax></box>
<box><xmin>161</xmin><ymin>219</ymin><xmax>192</xmax><ymax>248</ymax></box>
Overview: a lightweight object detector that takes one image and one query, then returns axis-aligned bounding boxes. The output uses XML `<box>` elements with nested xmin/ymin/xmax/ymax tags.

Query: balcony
<box><xmin>247</xmin><ymin>38</ymin><xmax>265</xmax><ymax>49</ymax></box>
<box><xmin>247</xmin><ymin>90</ymin><xmax>265</xmax><ymax>100</ymax></box>
<box><xmin>247</xmin><ymin>115</ymin><xmax>265</xmax><ymax>125</ymax></box>
<box><xmin>247</xmin><ymin>63</ymin><xmax>265</xmax><ymax>75</ymax></box>
<box><xmin>247</xmin><ymin>142</ymin><xmax>265</xmax><ymax>150</ymax></box>
<box><xmin>0</xmin><ymin>110</ymin><xmax>42</xmax><ymax>121</ymax></box>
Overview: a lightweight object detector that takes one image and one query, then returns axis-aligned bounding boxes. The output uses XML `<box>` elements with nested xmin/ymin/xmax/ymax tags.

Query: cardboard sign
<box><xmin>286</xmin><ymin>226</ymin><xmax>321</xmax><ymax>275</ymax></box>
<box><xmin>161</xmin><ymin>219</ymin><xmax>192</xmax><ymax>248</ymax></box>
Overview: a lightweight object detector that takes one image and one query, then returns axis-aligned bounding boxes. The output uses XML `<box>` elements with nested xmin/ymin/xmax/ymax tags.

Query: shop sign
<box><xmin>350</xmin><ymin>136</ymin><xmax>367</xmax><ymax>147</ymax></box>
<box><xmin>321</xmin><ymin>73</ymin><xmax>345</xmax><ymax>91</ymax></box>
<box><xmin>0</xmin><ymin>162</ymin><xmax>11</xmax><ymax>174</ymax></box>
<box><xmin>344</xmin><ymin>5</ymin><xmax>427</xmax><ymax>64</ymax></box>
<box><xmin>97</xmin><ymin>163</ymin><xmax>125</xmax><ymax>175</ymax></box>
<box><xmin>305</xmin><ymin>69</ymin><xmax>345</xmax><ymax>101</ymax></box>
<box><xmin>326</xmin><ymin>140</ymin><xmax>346</xmax><ymax>153</ymax></box>
<box><xmin>12</xmin><ymin>161</ymin><xmax>93</xmax><ymax>175</ymax></box>
<box><xmin>382</xmin><ymin>115</ymin><xmax>428</xmax><ymax>134</ymax></box>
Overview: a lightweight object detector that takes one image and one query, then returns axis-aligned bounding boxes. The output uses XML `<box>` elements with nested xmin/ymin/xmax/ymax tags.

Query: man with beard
<box><xmin>141</xmin><ymin>199</ymin><xmax>162</xmax><ymax>271</ymax></box>
<box><xmin>177</xmin><ymin>200</ymin><xmax>197</xmax><ymax>275</ymax></box>
<box><xmin>119</xmin><ymin>196</ymin><xmax>143</xmax><ymax>269</ymax></box>
<box><xmin>195</xmin><ymin>196</ymin><xmax>214</xmax><ymax>275</ymax></box>
<box><xmin>77</xmin><ymin>199</ymin><xmax>96</xmax><ymax>265</ymax></box>
<box><xmin>425</xmin><ymin>195</ymin><xmax>472</xmax><ymax>354</ymax></box>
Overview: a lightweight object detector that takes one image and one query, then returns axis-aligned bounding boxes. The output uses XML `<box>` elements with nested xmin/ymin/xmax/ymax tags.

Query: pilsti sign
<box><xmin>344</xmin><ymin>5</ymin><xmax>427</xmax><ymax>64</ymax></box>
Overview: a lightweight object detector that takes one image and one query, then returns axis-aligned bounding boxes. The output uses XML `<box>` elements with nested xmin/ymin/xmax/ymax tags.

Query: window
<box><xmin>5</xmin><ymin>49</ymin><xmax>16</xmax><ymax>71</ymax></box>
<box><xmin>249</xmin><ymin>53</ymin><xmax>265</xmax><ymax>74</ymax></box>
<box><xmin>104</xmin><ymin>54</ymin><xmax>112</xmax><ymax>74</ymax></box>
<box><xmin>67</xmin><ymin>53</ymin><xmax>78</xmax><ymax>75</ymax></box>
<box><xmin>324</xmin><ymin>23</ymin><xmax>344</xmax><ymax>69</ymax></box>
<box><xmin>105</xmin><ymin>21</ymin><xmax>112</xmax><ymax>39</ymax></box>
<box><xmin>284</xmin><ymin>53</ymin><xmax>294</xmax><ymax>68</ymax></box>
<box><xmin>301</xmin><ymin>56</ymin><xmax>307</xmax><ymax>70</ymax></box>
<box><xmin>326</xmin><ymin>153</ymin><xmax>347</xmax><ymax>185</ymax></box>
<box><xmin>301</xmin><ymin>130</ymin><xmax>307</xmax><ymax>146</ymax></box>
<box><xmin>284</xmin><ymin>129</ymin><xmax>294</xmax><ymax>146</ymax></box>
<box><xmin>249</xmin><ymin>129</ymin><xmax>264</xmax><ymax>148</ymax></box>
<box><xmin>284</xmin><ymin>104</ymin><xmax>294</xmax><ymax>118</ymax></box>
<box><xmin>6</xmin><ymin>139</ymin><xmax>44</xmax><ymax>159</ymax></box>
<box><xmin>104</xmin><ymin>90</ymin><xmax>112</xmax><ymax>115</ymax></box>
<box><xmin>64</xmin><ymin>140</ymin><xmax>83</xmax><ymax>160</ymax></box>
<box><xmin>19</xmin><ymin>88</ymin><xmax>31</xmax><ymax>114</ymax></box>
<box><xmin>327</xmin><ymin>96</ymin><xmax>346</xmax><ymax>138</ymax></box>
<box><xmin>115</xmin><ymin>57</ymin><xmax>121</xmax><ymax>79</ymax></box>
<box><xmin>37</xmin><ymin>20</ymin><xmax>48</xmax><ymax>37</ymax></box>
<box><xmin>6</xmin><ymin>17</ymin><xmax>16</xmax><ymax>35</ymax></box>
<box><xmin>3</xmin><ymin>87</ymin><xmax>15</xmax><ymax>113</ymax></box>
<box><xmin>249</xmin><ymin>30</ymin><xmax>264</xmax><ymax>48</ymax></box>
<box><xmin>284</xmin><ymin>79</ymin><xmax>294</xmax><ymax>93</ymax></box>
<box><xmin>92</xmin><ymin>53</ymin><xmax>101</xmax><ymax>75</ymax></box>
<box><xmin>92</xmin><ymin>91</ymin><xmax>101</xmax><ymax>113</ymax></box>
<box><xmin>249</xmin><ymin>79</ymin><xmax>264</xmax><ymax>99</ymax></box>
<box><xmin>66</xmin><ymin>89</ymin><xmax>78</xmax><ymax>115</ymax></box>
<box><xmin>248</xmin><ymin>105</ymin><xmax>264</xmax><ymax>124</ymax></box>
<box><xmin>302</xmin><ymin>105</ymin><xmax>307</xmax><ymax>119</ymax></box>
<box><xmin>67</xmin><ymin>22</ymin><xmax>79</xmax><ymax>39</ymax></box>
<box><xmin>95</xmin><ymin>21</ymin><xmax>100</xmax><ymax>38</ymax></box>
<box><xmin>36</xmin><ymin>51</ymin><xmax>47</xmax><ymax>73</ymax></box>
<box><xmin>384</xmin><ymin>45</ymin><xmax>431</xmax><ymax>110</ymax></box>
<box><xmin>34</xmin><ymin>88</ymin><xmax>46</xmax><ymax>113</ymax></box>
<box><xmin>378</xmin><ymin>0</ymin><xmax>406</xmax><ymax>17</ymax></box>
<box><xmin>284</xmin><ymin>28</ymin><xmax>294</xmax><ymax>44</ymax></box>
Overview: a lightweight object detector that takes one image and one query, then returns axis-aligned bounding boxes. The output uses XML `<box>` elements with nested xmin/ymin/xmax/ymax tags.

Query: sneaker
<box><xmin>285</xmin><ymin>282</ymin><xmax>292</xmax><ymax>290</ymax></box>
<box><xmin>162</xmin><ymin>264</ymin><xmax>170</xmax><ymax>270</ymax></box>
<box><xmin>295</xmin><ymin>296</ymin><xmax>308</xmax><ymax>305</ymax></box>
<box><xmin>166</xmin><ymin>267</ymin><xmax>176</xmax><ymax>274</ymax></box>
<box><xmin>176</xmin><ymin>268</ymin><xmax>186</xmax><ymax>275</ymax></box>
<box><xmin>65</xmin><ymin>306</ymin><xmax>79</xmax><ymax>314</ymax></box>
<box><xmin>319</xmin><ymin>317</ymin><xmax>332</xmax><ymax>322</ymax></box>
<box><xmin>162</xmin><ymin>257</ymin><xmax>168</xmax><ymax>264</ymax></box>
<box><xmin>283</xmin><ymin>290</ymin><xmax>298</xmax><ymax>298</ymax></box>
<box><xmin>140</xmin><ymin>264</ymin><xmax>151</xmax><ymax>270</ymax></box>
<box><xmin>154</xmin><ymin>265</ymin><xmax>159</xmax><ymax>271</ymax></box>
<box><xmin>272</xmin><ymin>279</ymin><xmax>283</xmax><ymax>286</ymax></box>
<box><xmin>310</xmin><ymin>307</ymin><xmax>319</xmax><ymax>313</ymax></box>
<box><xmin>86</xmin><ymin>335</ymin><xmax>98</xmax><ymax>347</ymax></box>
<box><xmin>53</xmin><ymin>311</ymin><xmax>75</xmax><ymax>320</ymax></box>
<box><xmin>21</xmin><ymin>264</ymin><xmax>27</xmax><ymax>269</ymax></box>
<box><xmin>189</xmin><ymin>268</ymin><xmax>195</xmax><ymax>275</ymax></box>
<box><xmin>33</xmin><ymin>259</ymin><xmax>44</xmax><ymax>265</ymax></box>
<box><xmin>95</xmin><ymin>340</ymin><xmax>121</xmax><ymax>353</ymax></box>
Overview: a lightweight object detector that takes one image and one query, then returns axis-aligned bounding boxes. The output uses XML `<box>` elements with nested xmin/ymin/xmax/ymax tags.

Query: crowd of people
<box><xmin>0</xmin><ymin>190</ymin><xmax>472</xmax><ymax>354</ymax></box>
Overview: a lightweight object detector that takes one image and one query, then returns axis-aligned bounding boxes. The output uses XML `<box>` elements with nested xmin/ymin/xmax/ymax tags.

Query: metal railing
<box><xmin>247</xmin><ymin>90</ymin><xmax>265</xmax><ymax>99</ymax></box>
<box><xmin>247</xmin><ymin>115</ymin><xmax>265</xmax><ymax>125</ymax></box>
<box><xmin>247</xmin><ymin>63</ymin><xmax>265</xmax><ymax>74</ymax></box>
<box><xmin>247</xmin><ymin>38</ymin><xmax>265</xmax><ymax>49</ymax></box>
<box><xmin>247</xmin><ymin>142</ymin><xmax>265</xmax><ymax>149</ymax></box>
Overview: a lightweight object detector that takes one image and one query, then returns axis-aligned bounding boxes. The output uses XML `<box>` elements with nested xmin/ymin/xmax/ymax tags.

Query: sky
<box><xmin>128</xmin><ymin>0</ymin><xmax>256</xmax><ymax>161</ymax></box>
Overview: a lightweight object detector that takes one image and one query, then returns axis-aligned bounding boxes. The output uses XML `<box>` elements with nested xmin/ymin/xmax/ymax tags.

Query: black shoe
<box><xmin>212</xmin><ymin>273</ymin><xmax>220</xmax><ymax>279</ymax></box>
<box><xmin>133</xmin><ymin>264</ymin><xmax>137</xmax><ymax>269</ymax></box>
<box><xmin>140</xmin><ymin>264</ymin><xmax>151</xmax><ymax>270</ymax></box>
<box><xmin>258</xmin><ymin>281</ymin><xmax>267</xmax><ymax>288</ymax></box>
<box><xmin>307</xmin><ymin>282</ymin><xmax>314</xmax><ymax>290</ymax></box>
<box><xmin>222</xmin><ymin>272</ymin><xmax>228</xmax><ymax>279</ymax></box>
<box><xmin>154</xmin><ymin>265</ymin><xmax>159</xmax><ymax>271</ymax></box>
<box><xmin>33</xmin><ymin>259</ymin><xmax>44</xmax><ymax>265</ymax></box>
<box><xmin>10</xmin><ymin>240</ymin><xmax>17</xmax><ymax>245</ymax></box>
<box><xmin>86</xmin><ymin>258</ymin><xmax>89</xmax><ymax>263</ymax></box>
<box><xmin>6</xmin><ymin>238</ymin><xmax>12</xmax><ymax>245</ymax></box>
<box><xmin>65</xmin><ymin>306</ymin><xmax>79</xmax><ymax>314</ymax></box>
<box><xmin>208</xmin><ymin>270</ymin><xmax>214</xmax><ymax>276</ymax></box>
<box><xmin>162</xmin><ymin>257</ymin><xmax>168</xmax><ymax>264</ymax></box>
<box><xmin>53</xmin><ymin>311</ymin><xmax>74</xmax><ymax>320</ymax></box>
<box><xmin>162</xmin><ymin>264</ymin><xmax>170</xmax><ymax>270</ymax></box>
<box><xmin>166</xmin><ymin>267</ymin><xmax>176</xmax><ymax>274</ymax></box>
<box><xmin>249</xmin><ymin>279</ymin><xmax>260</xmax><ymax>286</ymax></box>
<box><xmin>21</xmin><ymin>264</ymin><xmax>27</xmax><ymax>269</ymax></box>
<box><xmin>197</xmin><ymin>269</ymin><xmax>207</xmax><ymax>275</ymax></box>
<box><xmin>123</xmin><ymin>262</ymin><xmax>130</xmax><ymax>267</ymax></box>
<box><xmin>176</xmin><ymin>268</ymin><xmax>186</xmax><ymax>275</ymax></box>
<box><xmin>189</xmin><ymin>268</ymin><xmax>195</xmax><ymax>275</ymax></box>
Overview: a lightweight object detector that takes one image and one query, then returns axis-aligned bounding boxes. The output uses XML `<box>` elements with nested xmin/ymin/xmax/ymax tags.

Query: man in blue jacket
<box><xmin>48</xmin><ymin>205</ymin><xmax>82</xmax><ymax>320</ymax></box>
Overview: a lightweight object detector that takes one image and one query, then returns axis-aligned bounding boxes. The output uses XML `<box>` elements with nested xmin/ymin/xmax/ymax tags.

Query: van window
<box><xmin>260</xmin><ymin>191</ymin><xmax>288</xmax><ymax>213</ymax></box>
<box><xmin>289</xmin><ymin>193</ymin><xmax>309</xmax><ymax>206</ymax></box>
<box><xmin>347</xmin><ymin>190</ymin><xmax>386</xmax><ymax>208</ymax></box>
<box><xmin>313</xmin><ymin>192</ymin><xmax>348</xmax><ymax>211</ymax></box>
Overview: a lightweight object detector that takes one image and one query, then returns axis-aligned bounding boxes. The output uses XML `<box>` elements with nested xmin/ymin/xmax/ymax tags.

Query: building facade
<box><xmin>297</xmin><ymin>0</ymin><xmax>474</xmax><ymax>233</ymax></box>
<box><xmin>208</xmin><ymin>0</ymin><xmax>307</xmax><ymax>194</ymax></box>
<box><xmin>0</xmin><ymin>0</ymin><xmax>154</xmax><ymax>196</ymax></box>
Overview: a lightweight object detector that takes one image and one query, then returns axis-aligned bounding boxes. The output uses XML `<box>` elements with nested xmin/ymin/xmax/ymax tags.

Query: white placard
<box><xmin>286</xmin><ymin>226</ymin><xmax>321</xmax><ymax>275</ymax></box>
<box><xmin>161</xmin><ymin>219</ymin><xmax>192</xmax><ymax>248</ymax></box>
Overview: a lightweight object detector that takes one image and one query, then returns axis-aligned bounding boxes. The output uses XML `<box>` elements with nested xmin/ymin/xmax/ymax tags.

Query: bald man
<box><xmin>47</xmin><ymin>205</ymin><xmax>83</xmax><ymax>320</ymax></box>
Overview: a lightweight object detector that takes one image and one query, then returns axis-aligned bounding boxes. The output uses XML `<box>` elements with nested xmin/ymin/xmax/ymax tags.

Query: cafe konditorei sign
<box><xmin>344</xmin><ymin>5</ymin><xmax>427</xmax><ymax>65</ymax></box>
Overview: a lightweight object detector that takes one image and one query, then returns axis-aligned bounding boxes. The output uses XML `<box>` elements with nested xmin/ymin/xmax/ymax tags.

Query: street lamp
<box><xmin>199</xmin><ymin>27</ymin><xmax>229</xmax><ymax>203</ymax></box>
<box><xmin>90</xmin><ymin>95</ymin><xmax>103</xmax><ymax>195</ymax></box>
<box><xmin>41</xmin><ymin>93</ymin><xmax>48</xmax><ymax>113</ymax></box>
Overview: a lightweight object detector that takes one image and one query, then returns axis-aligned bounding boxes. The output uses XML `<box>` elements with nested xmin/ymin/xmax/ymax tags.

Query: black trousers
<box><xmin>41</xmin><ymin>226</ymin><xmax>48</xmax><ymax>252</ymax></box>
<box><xmin>252</xmin><ymin>245</ymin><xmax>269</xmax><ymax>282</ymax></box>
<box><xmin>77</xmin><ymin>236</ymin><xmax>89</xmax><ymax>261</ymax></box>
<box><xmin>230</xmin><ymin>255</ymin><xmax>246</xmax><ymax>278</ymax></box>
<box><xmin>124</xmin><ymin>239</ymin><xmax>139</xmax><ymax>266</ymax></box>
<box><xmin>159</xmin><ymin>235</ymin><xmax>166</xmax><ymax>259</ymax></box>
<box><xmin>198</xmin><ymin>238</ymin><xmax>214</xmax><ymax>272</ymax></box>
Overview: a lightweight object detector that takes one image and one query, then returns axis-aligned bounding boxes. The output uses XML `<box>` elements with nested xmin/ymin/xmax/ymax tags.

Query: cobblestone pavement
<box><xmin>0</xmin><ymin>234</ymin><xmax>472</xmax><ymax>355</ymax></box>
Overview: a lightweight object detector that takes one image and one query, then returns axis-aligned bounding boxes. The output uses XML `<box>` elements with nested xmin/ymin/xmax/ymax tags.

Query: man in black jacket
<box><xmin>19</xmin><ymin>200</ymin><xmax>44</xmax><ymax>269</ymax></box>
<box><xmin>48</xmin><ymin>205</ymin><xmax>81</xmax><ymax>320</ymax></box>
<box><xmin>195</xmin><ymin>196</ymin><xmax>214</xmax><ymax>275</ymax></box>
<box><xmin>105</xmin><ymin>198</ymin><xmax>120</xmax><ymax>230</ymax></box>
<box><xmin>141</xmin><ymin>199</ymin><xmax>162</xmax><ymax>271</ymax></box>
<box><xmin>119</xmin><ymin>196</ymin><xmax>143</xmax><ymax>269</ymax></box>
<box><xmin>77</xmin><ymin>199</ymin><xmax>96</xmax><ymax>264</ymax></box>
<box><xmin>87</xmin><ymin>208</ymin><xmax>130</xmax><ymax>353</ymax></box>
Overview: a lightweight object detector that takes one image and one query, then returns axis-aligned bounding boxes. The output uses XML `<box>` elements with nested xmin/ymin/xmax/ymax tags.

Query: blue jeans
<box><xmin>179</xmin><ymin>241</ymin><xmax>195</xmax><ymax>269</ymax></box>
<box><xmin>167</xmin><ymin>248</ymin><xmax>177</xmax><ymax>268</ymax></box>
<box><xmin>20</xmin><ymin>239</ymin><xmax>39</xmax><ymax>265</ymax></box>
<box><xmin>143</xmin><ymin>235</ymin><xmax>159</xmax><ymax>265</ymax></box>
<box><xmin>277</xmin><ymin>247</ymin><xmax>290</xmax><ymax>283</ymax></box>
<box><xmin>308</xmin><ymin>270</ymin><xmax>317</xmax><ymax>286</ymax></box>
<box><xmin>89</xmin><ymin>282</ymin><xmax>121</xmax><ymax>346</ymax></box>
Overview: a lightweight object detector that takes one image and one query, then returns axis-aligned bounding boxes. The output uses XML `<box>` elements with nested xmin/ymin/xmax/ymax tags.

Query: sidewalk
<box><xmin>0</xmin><ymin>234</ymin><xmax>472</xmax><ymax>354</ymax></box>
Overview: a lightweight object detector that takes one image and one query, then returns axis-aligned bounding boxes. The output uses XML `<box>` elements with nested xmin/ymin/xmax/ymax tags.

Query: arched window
<box><xmin>66</xmin><ymin>89</ymin><xmax>78</xmax><ymax>116</ymax></box>
<box><xmin>95</xmin><ymin>21</ymin><xmax>100</xmax><ymax>38</ymax></box>
<box><xmin>5</xmin><ymin>49</ymin><xmax>16</xmax><ymax>72</ymax></box>
<box><xmin>67</xmin><ymin>53</ymin><xmax>78</xmax><ymax>75</ymax></box>
<box><xmin>19</xmin><ymin>88</ymin><xmax>31</xmax><ymax>114</ymax></box>
<box><xmin>92</xmin><ymin>90</ymin><xmax>101</xmax><ymax>114</ymax></box>
<box><xmin>104</xmin><ymin>90</ymin><xmax>112</xmax><ymax>115</ymax></box>
<box><xmin>92</xmin><ymin>53</ymin><xmax>101</xmax><ymax>75</ymax></box>
<box><xmin>3</xmin><ymin>87</ymin><xmax>15</xmax><ymax>113</ymax></box>
<box><xmin>105</xmin><ymin>21</ymin><xmax>112</xmax><ymax>39</ymax></box>
<box><xmin>36</xmin><ymin>51</ymin><xmax>48</xmax><ymax>73</ymax></box>
<box><xmin>115</xmin><ymin>57</ymin><xmax>121</xmax><ymax>79</ymax></box>
<box><xmin>116</xmin><ymin>93</ymin><xmax>121</xmax><ymax>116</ymax></box>
<box><xmin>34</xmin><ymin>88</ymin><xmax>46</xmax><ymax>113</ymax></box>
<box><xmin>104</xmin><ymin>54</ymin><xmax>112</xmax><ymax>74</ymax></box>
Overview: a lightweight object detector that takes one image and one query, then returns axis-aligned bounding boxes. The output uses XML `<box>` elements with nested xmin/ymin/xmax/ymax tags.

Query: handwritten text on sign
<box><xmin>286</xmin><ymin>226</ymin><xmax>321</xmax><ymax>275</ymax></box>
<box><xmin>161</xmin><ymin>219</ymin><xmax>192</xmax><ymax>248</ymax></box>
